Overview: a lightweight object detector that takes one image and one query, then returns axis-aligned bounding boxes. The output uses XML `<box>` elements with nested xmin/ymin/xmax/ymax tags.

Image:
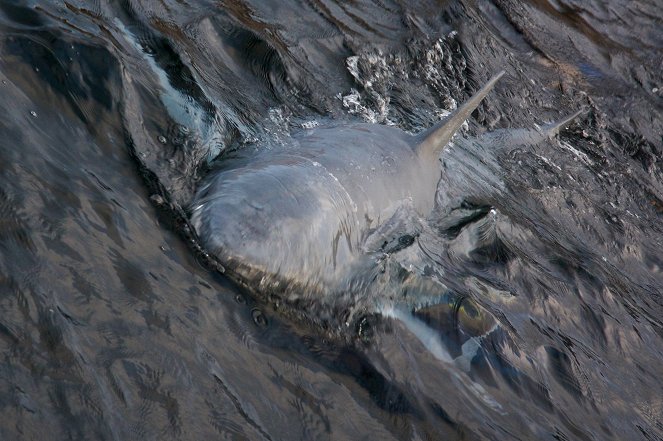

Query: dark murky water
<box><xmin>1</xmin><ymin>1</ymin><xmax>662</xmax><ymax>439</ymax></box>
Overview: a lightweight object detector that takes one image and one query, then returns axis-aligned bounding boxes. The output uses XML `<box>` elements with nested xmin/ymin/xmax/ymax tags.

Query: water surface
<box><xmin>0</xmin><ymin>1</ymin><xmax>662</xmax><ymax>439</ymax></box>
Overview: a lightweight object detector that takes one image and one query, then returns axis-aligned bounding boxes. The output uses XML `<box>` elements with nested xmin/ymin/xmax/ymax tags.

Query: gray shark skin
<box><xmin>190</xmin><ymin>71</ymin><xmax>582</xmax><ymax>342</ymax></box>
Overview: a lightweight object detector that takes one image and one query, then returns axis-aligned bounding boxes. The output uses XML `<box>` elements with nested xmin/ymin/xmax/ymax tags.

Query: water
<box><xmin>0</xmin><ymin>1</ymin><xmax>662</xmax><ymax>439</ymax></box>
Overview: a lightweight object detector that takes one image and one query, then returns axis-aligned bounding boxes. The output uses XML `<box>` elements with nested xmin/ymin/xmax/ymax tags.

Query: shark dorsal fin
<box><xmin>416</xmin><ymin>71</ymin><xmax>504</xmax><ymax>162</ymax></box>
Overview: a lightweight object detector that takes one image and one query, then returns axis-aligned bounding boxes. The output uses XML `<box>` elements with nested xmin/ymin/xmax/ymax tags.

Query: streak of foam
<box><xmin>559</xmin><ymin>140</ymin><xmax>594</xmax><ymax>166</ymax></box>
<box><xmin>114</xmin><ymin>19</ymin><xmax>223</xmax><ymax>160</ymax></box>
<box><xmin>534</xmin><ymin>153</ymin><xmax>562</xmax><ymax>171</ymax></box>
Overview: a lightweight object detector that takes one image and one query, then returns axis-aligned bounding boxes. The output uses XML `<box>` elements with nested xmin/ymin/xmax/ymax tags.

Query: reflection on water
<box><xmin>0</xmin><ymin>0</ymin><xmax>662</xmax><ymax>439</ymax></box>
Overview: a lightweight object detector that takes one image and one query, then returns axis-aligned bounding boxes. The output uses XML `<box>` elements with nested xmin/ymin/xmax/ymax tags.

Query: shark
<box><xmin>190</xmin><ymin>71</ymin><xmax>582</xmax><ymax>359</ymax></box>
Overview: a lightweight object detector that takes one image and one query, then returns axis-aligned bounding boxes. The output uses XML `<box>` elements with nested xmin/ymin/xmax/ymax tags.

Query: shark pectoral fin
<box><xmin>541</xmin><ymin>107</ymin><xmax>586</xmax><ymax>139</ymax></box>
<box><xmin>415</xmin><ymin>70</ymin><xmax>504</xmax><ymax>163</ymax></box>
<box><xmin>381</xmin><ymin>305</ymin><xmax>454</xmax><ymax>363</ymax></box>
<box><xmin>381</xmin><ymin>298</ymin><xmax>500</xmax><ymax>370</ymax></box>
<box><xmin>387</xmin><ymin>305</ymin><xmax>504</xmax><ymax>413</ymax></box>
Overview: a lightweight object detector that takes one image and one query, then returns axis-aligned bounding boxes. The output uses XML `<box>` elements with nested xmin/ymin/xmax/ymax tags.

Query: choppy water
<box><xmin>1</xmin><ymin>1</ymin><xmax>662</xmax><ymax>439</ymax></box>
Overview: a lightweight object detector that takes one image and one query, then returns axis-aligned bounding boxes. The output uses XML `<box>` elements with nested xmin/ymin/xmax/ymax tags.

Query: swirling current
<box><xmin>0</xmin><ymin>1</ymin><xmax>662</xmax><ymax>440</ymax></box>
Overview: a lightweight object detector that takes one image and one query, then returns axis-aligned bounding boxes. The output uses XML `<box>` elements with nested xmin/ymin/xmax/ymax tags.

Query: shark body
<box><xmin>190</xmin><ymin>71</ymin><xmax>581</xmax><ymax>340</ymax></box>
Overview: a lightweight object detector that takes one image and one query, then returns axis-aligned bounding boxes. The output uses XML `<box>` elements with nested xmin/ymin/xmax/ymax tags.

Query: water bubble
<box><xmin>195</xmin><ymin>253</ymin><xmax>217</xmax><ymax>272</ymax></box>
<box><xmin>157</xmin><ymin>135</ymin><xmax>167</xmax><ymax>144</ymax></box>
<box><xmin>301</xmin><ymin>120</ymin><xmax>319</xmax><ymax>129</ymax></box>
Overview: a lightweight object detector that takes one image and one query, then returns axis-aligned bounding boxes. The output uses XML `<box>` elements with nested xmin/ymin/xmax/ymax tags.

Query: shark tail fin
<box><xmin>416</xmin><ymin>71</ymin><xmax>504</xmax><ymax>162</ymax></box>
<box><xmin>539</xmin><ymin>108</ymin><xmax>586</xmax><ymax>139</ymax></box>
